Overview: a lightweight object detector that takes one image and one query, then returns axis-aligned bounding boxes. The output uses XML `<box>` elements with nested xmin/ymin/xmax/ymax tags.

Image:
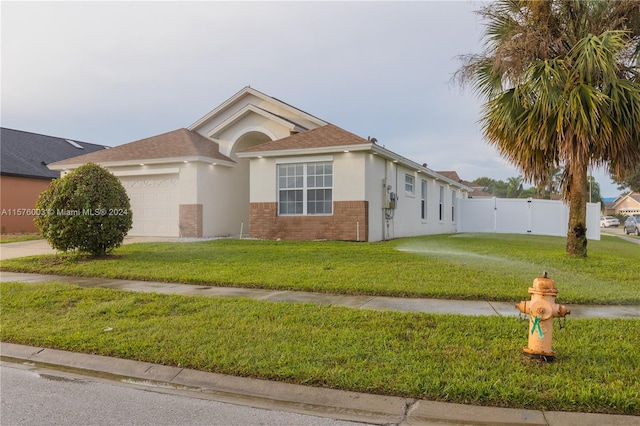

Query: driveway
<box><xmin>601</xmin><ymin>227</ymin><xmax>640</xmax><ymax>245</ymax></box>
<box><xmin>0</xmin><ymin>237</ymin><xmax>179</xmax><ymax>261</ymax></box>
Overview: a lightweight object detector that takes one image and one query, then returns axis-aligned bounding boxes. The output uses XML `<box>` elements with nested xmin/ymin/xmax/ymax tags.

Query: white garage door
<box><xmin>120</xmin><ymin>175</ymin><xmax>180</xmax><ymax>237</ymax></box>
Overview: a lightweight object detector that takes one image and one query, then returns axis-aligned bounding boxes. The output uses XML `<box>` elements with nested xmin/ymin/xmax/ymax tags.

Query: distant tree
<box><xmin>473</xmin><ymin>177</ymin><xmax>494</xmax><ymax>190</ymax></box>
<box><xmin>473</xmin><ymin>176</ymin><xmax>540</xmax><ymax>198</ymax></box>
<box><xmin>506</xmin><ymin>176</ymin><xmax>524</xmax><ymax>198</ymax></box>
<box><xmin>35</xmin><ymin>163</ymin><xmax>132</xmax><ymax>256</ymax></box>
<box><xmin>519</xmin><ymin>187</ymin><xmax>537</xmax><ymax>199</ymax></box>
<box><xmin>472</xmin><ymin>177</ymin><xmax>508</xmax><ymax>197</ymax></box>
<box><xmin>457</xmin><ymin>0</ymin><xmax>640</xmax><ymax>257</ymax></box>
<box><xmin>614</xmin><ymin>168</ymin><xmax>640</xmax><ymax>192</ymax></box>
<box><xmin>535</xmin><ymin>167</ymin><xmax>563</xmax><ymax>199</ymax></box>
<box><xmin>587</xmin><ymin>176</ymin><xmax>603</xmax><ymax>205</ymax></box>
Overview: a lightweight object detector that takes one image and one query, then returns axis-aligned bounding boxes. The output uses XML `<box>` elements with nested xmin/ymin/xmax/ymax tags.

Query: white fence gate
<box><xmin>458</xmin><ymin>198</ymin><xmax>601</xmax><ymax>240</ymax></box>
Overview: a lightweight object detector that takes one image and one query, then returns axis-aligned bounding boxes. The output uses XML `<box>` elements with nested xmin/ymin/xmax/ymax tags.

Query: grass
<box><xmin>1</xmin><ymin>282</ymin><xmax>638</xmax><ymax>415</ymax></box>
<box><xmin>1</xmin><ymin>233</ymin><xmax>638</xmax><ymax>305</ymax></box>
<box><xmin>0</xmin><ymin>233</ymin><xmax>41</xmax><ymax>244</ymax></box>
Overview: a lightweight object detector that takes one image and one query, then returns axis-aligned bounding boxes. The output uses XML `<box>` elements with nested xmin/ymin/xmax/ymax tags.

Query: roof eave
<box><xmin>236</xmin><ymin>143</ymin><xmax>373</xmax><ymax>158</ymax></box>
<box><xmin>0</xmin><ymin>171</ymin><xmax>57</xmax><ymax>180</ymax></box>
<box><xmin>369</xmin><ymin>145</ymin><xmax>472</xmax><ymax>191</ymax></box>
<box><xmin>48</xmin><ymin>156</ymin><xmax>236</xmax><ymax>171</ymax></box>
<box><xmin>206</xmin><ymin>104</ymin><xmax>296</xmax><ymax>139</ymax></box>
<box><xmin>188</xmin><ymin>87</ymin><xmax>327</xmax><ymax>131</ymax></box>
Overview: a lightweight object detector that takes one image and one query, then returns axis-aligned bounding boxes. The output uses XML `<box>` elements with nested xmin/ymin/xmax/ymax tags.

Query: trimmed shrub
<box><xmin>35</xmin><ymin>163</ymin><xmax>133</xmax><ymax>256</ymax></box>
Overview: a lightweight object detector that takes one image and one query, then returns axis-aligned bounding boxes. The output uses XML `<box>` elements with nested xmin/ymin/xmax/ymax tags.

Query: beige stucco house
<box><xmin>49</xmin><ymin>87</ymin><xmax>470</xmax><ymax>241</ymax></box>
<box><xmin>605</xmin><ymin>192</ymin><xmax>640</xmax><ymax>216</ymax></box>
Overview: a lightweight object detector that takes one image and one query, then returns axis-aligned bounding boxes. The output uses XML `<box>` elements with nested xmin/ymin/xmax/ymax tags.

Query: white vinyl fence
<box><xmin>458</xmin><ymin>198</ymin><xmax>601</xmax><ymax>240</ymax></box>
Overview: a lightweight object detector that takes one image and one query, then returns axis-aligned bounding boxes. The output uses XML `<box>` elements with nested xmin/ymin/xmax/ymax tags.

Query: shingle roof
<box><xmin>0</xmin><ymin>128</ymin><xmax>108</xmax><ymax>179</ymax></box>
<box><xmin>240</xmin><ymin>124</ymin><xmax>369</xmax><ymax>153</ymax></box>
<box><xmin>436</xmin><ymin>171</ymin><xmax>462</xmax><ymax>183</ymax></box>
<box><xmin>50</xmin><ymin>128</ymin><xmax>234</xmax><ymax>167</ymax></box>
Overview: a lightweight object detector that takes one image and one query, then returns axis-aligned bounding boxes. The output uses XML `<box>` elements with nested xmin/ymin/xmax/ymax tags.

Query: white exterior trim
<box><xmin>48</xmin><ymin>156</ymin><xmax>236</xmax><ymax>171</ymax></box>
<box><xmin>112</xmin><ymin>168</ymin><xmax>179</xmax><ymax>177</ymax></box>
<box><xmin>237</xmin><ymin>144</ymin><xmax>373</xmax><ymax>159</ymax></box>
<box><xmin>207</xmin><ymin>105</ymin><xmax>299</xmax><ymax>138</ymax></box>
<box><xmin>188</xmin><ymin>87</ymin><xmax>327</xmax><ymax>132</ymax></box>
<box><xmin>230</xmin><ymin>126</ymin><xmax>278</xmax><ymax>145</ymax></box>
<box><xmin>275</xmin><ymin>155</ymin><xmax>334</xmax><ymax>164</ymax></box>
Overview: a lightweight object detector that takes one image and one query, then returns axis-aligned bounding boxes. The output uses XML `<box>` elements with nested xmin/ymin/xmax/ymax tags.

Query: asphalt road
<box><xmin>0</xmin><ymin>361</ymin><xmax>367</xmax><ymax>426</ymax></box>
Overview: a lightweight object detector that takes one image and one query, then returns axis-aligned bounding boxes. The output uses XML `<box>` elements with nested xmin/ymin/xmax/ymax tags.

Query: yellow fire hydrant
<box><xmin>515</xmin><ymin>273</ymin><xmax>569</xmax><ymax>360</ymax></box>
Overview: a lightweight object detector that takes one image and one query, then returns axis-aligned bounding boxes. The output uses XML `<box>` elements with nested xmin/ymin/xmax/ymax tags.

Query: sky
<box><xmin>1</xmin><ymin>1</ymin><xmax>622</xmax><ymax>198</ymax></box>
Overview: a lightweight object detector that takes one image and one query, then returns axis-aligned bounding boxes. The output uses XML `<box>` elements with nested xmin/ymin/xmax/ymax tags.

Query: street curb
<box><xmin>2</xmin><ymin>343</ymin><xmax>639</xmax><ymax>425</ymax></box>
<box><xmin>1</xmin><ymin>342</ymin><xmax>405</xmax><ymax>425</ymax></box>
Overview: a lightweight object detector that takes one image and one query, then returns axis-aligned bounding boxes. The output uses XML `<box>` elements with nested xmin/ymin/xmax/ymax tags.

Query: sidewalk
<box><xmin>1</xmin><ymin>271</ymin><xmax>639</xmax><ymax>319</ymax></box>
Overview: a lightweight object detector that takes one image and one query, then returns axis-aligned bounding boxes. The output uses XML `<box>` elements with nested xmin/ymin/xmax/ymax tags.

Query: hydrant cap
<box><xmin>532</xmin><ymin>276</ymin><xmax>557</xmax><ymax>292</ymax></box>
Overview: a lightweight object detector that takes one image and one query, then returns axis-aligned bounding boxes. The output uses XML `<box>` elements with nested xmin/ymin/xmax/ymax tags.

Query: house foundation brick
<box><xmin>249</xmin><ymin>201</ymin><xmax>368</xmax><ymax>241</ymax></box>
<box><xmin>179</xmin><ymin>204</ymin><xmax>203</xmax><ymax>238</ymax></box>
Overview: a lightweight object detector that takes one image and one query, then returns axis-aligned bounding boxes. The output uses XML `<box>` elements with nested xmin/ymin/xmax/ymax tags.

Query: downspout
<box><xmin>382</xmin><ymin>159</ymin><xmax>388</xmax><ymax>241</ymax></box>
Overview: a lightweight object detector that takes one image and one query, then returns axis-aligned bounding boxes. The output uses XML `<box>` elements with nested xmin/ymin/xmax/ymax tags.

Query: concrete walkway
<box><xmin>2</xmin><ymin>271</ymin><xmax>639</xmax><ymax>319</ymax></box>
<box><xmin>0</xmin><ymin>236</ymin><xmax>179</xmax><ymax>261</ymax></box>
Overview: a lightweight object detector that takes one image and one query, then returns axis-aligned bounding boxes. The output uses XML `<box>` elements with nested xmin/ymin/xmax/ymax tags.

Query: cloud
<box><xmin>0</xmin><ymin>1</ymin><xmax>621</xmax><ymax>197</ymax></box>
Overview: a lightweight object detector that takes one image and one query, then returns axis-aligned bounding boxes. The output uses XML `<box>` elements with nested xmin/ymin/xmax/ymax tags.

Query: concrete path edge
<box><xmin>2</xmin><ymin>342</ymin><xmax>639</xmax><ymax>426</ymax></box>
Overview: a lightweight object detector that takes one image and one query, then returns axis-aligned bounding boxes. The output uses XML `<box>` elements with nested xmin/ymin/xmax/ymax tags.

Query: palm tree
<box><xmin>586</xmin><ymin>176</ymin><xmax>602</xmax><ymax>205</ymax></box>
<box><xmin>506</xmin><ymin>176</ymin><xmax>524</xmax><ymax>198</ymax></box>
<box><xmin>457</xmin><ymin>0</ymin><xmax>640</xmax><ymax>257</ymax></box>
<box><xmin>535</xmin><ymin>167</ymin><xmax>563</xmax><ymax>199</ymax></box>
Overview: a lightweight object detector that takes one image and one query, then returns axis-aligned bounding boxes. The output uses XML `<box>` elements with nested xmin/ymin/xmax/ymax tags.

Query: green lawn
<box><xmin>1</xmin><ymin>282</ymin><xmax>638</xmax><ymax>415</ymax></box>
<box><xmin>1</xmin><ymin>233</ymin><xmax>638</xmax><ymax>304</ymax></box>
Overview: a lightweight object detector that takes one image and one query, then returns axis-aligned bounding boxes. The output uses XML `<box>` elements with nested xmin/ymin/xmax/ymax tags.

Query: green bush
<box><xmin>35</xmin><ymin>163</ymin><xmax>133</xmax><ymax>256</ymax></box>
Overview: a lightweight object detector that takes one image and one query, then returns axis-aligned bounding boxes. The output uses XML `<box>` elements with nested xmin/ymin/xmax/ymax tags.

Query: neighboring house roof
<box><xmin>240</xmin><ymin>124</ymin><xmax>369</xmax><ymax>153</ymax></box>
<box><xmin>0</xmin><ymin>127</ymin><xmax>108</xmax><ymax>180</ymax></box>
<box><xmin>437</xmin><ymin>171</ymin><xmax>462</xmax><ymax>182</ymax></box>
<box><xmin>611</xmin><ymin>192</ymin><xmax>640</xmax><ymax>213</ymax></box>
<box><xmin>466</xmin><ymin>188</ymin><xmax>495</xmax><ymax>198</ymax></box>
<box><xmin>49</xmin><ymin>128</ymin><xmax>234</xmax><ymax>169</ymax></box>
<box><xmin>436</xmin><ymin>171</ymin><xmax>493</xmax><ymax>198</ymax></box>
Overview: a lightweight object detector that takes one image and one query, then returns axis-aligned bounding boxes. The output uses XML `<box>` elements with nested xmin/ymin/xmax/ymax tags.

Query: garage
<box><xmin>119</xmin><ymin>174</ymin><xmax>180</xmax><ymax>237</ymax></box>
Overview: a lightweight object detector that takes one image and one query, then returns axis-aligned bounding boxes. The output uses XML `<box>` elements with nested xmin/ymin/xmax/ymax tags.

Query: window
<box><xmin>451</xmin><ymin>191</ymin><xmax>456</xmax><ymax>222</ymax></box>
<box><xmin>405</xmin><ymin>174</ymin><xmax>415</xmax><ymax>194</ymax></box>
<box><xmin>439</xmin><ymin>185</ymin><xmax>444</xmax><ymax>221</ymax></box>
<box><xmin>421</xmin><ymin>180</ymin><xmax>427</xmax><ymax>220</ymax></box>
<box><xmin>278</xmin><ymin>162</ymin><xmax>332</xmax><ymax>215</ymax></box>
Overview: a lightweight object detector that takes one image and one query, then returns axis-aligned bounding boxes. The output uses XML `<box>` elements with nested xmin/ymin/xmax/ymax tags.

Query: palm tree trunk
<box><xmin>566</xmin><ymin>161</ymin><xmax>588</xmax><ymax>257</ymax></box>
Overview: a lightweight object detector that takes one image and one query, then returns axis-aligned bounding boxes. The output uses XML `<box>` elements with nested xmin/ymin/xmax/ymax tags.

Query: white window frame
<box><xmin>451</xmin><ymin>190</ymin><xmax>456</xmax><ymax>222</ymax></box>
<box><xmin>277</xmin><ymin>161</ymin><xmax>333</xmax><ymax>216</ymax></box>
<box><xmin>421</xmin><ymin>179</ymin><xmax>427</xmax><ymax>221</ymax></box>
<box><xmin>405</xmin><ymin>174</ymin><xmax>415</xmax><ymax>195</ymax></box>
<box><xmin>439</xmin><ymin>185</ymin><xmax>445</xmax><ymax>222</ymax></box>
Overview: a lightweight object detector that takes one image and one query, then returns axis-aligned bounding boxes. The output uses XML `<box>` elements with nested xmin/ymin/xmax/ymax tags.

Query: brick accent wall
<box><xmin>249</xmin><ymin>201</ymin><xmax>368</xmax><ymax>241</ymax></box>
<box><xmin>179</xmin><ymin>204</ymin><xmax>203</xmax><ymax>238</ymax></box>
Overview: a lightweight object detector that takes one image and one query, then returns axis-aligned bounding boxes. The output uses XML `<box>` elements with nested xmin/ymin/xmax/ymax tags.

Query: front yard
<box><xmin>1</xmin><ymin>282</ymin><xmax>638</xmax><ymax>414</ymax></box>
<box><xmin>1</xmin><ymin>233</ymin><xmax>638</xmax><ymax>414</ymax></box>
<box><xmin>1</xmin><ymin>233</ymin><xmax>638</xmax><ymax>304</ymax></box>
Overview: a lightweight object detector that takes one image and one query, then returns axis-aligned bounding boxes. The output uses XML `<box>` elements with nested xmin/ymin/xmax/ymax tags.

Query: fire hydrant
<box><xmin>515</xmin><ymin>273</ymin><xmax>569</xmax><ymax>360</ymax></box>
